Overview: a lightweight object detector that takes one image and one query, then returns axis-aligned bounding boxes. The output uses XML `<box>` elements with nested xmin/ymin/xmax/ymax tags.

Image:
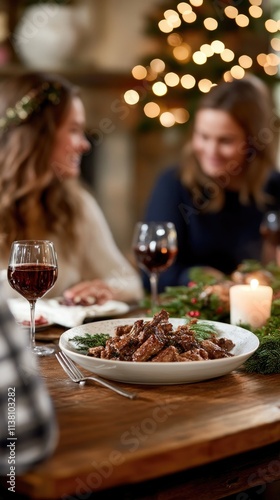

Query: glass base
<box><xmin>32</xmin><ymin>345</ymin><xmax>55</xmax><ymax>357</ymax></box>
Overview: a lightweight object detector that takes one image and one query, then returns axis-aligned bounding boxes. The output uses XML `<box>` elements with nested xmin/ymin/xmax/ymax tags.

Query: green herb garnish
<box><xmin>69</xmin><ymin>333</ymin><xmax>110</xmax><ymax>353</ymax></box>
<box><xmin>188</xmin><ymin>321</ymin><xmax>218</xmax><ymax>341</ymax></box>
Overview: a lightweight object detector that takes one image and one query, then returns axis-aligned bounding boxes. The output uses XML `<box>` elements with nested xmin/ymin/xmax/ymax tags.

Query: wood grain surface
<box><xmin>9</xmin><ymin>323</ymin><xmax>280</xmax><ymax>499</ymax></box>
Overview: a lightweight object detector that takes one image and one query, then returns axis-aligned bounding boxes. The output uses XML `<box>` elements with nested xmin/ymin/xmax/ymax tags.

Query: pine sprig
<box><xmin>69</xmin><ymin>333</ymin><xmax>110</xmax><ymax>353</ymax></box>
<box><xmin>145</xmin><ymin>260</ymin><xmax>280</xmax><ymax>374</ymax></box>
<box><xmin>187</xmin><ymin>321</ymin><xmax>218</xmax><ymax>341</ymax></box>
<box><xmin>244</xmin><ymin>316</ymin><xmax>280</xmax><ymax>374</ymax></box>
<box><xmin>148</xmin><ymin>283</ymin><xmax>229</xmax><ymax>322</ymax></box>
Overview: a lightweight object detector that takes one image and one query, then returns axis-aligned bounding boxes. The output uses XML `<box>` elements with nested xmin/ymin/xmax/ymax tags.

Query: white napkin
<box><xmin>7</xmin><ymin>298</ymin><xmax>129</xmax><ymax>328</ymax></box>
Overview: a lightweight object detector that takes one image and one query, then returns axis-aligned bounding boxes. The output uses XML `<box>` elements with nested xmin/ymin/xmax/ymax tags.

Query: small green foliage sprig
<box><xmin>142</xmin><ymin>282</ymin><xmax>229</xmax><ymax>322</ymax></box>
<box><xmin>187</xmin><ymin>321</ymin><xmax>218</xmax><ymax>342</ymax></box>
<box><xmin>141</xmin><ymin>260</ymin><xmax>280</xmax><ymax>374</ymax></box>
<box><xmin>244</xmin><ymin>316</ymin><xmax>280</xmax><ymax>374</ymax></box>
<box><xmin>69</xmin><ymin>333</ymin><xmax>110</xmax><ymax>353</ymax></box>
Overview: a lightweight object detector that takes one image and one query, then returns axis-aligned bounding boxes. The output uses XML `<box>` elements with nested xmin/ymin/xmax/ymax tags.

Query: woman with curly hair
<box><xmin>0</xmin><ymin>72</ymin><xmax>143</xmax><ymax>303</ymax></box>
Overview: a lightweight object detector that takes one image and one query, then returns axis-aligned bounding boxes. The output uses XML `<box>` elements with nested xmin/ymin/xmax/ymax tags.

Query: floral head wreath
<box><xmin>0</xmin><ymin>81</ymin><xmax>62</xmax><ymax>131</ymax></box>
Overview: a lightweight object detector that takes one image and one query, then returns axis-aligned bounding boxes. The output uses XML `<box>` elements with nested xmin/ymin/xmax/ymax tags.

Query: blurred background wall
<box><xmin>0</xmin><ymin>0</ymin><xmax>279</xmax><ymax>256</ymax></box>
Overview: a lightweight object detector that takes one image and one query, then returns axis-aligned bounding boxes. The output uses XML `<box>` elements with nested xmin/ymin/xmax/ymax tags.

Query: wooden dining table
<box><xmin>3</xmin><ymin>310</ymin><xmax>280</xmax><ymax>500</ymax></box>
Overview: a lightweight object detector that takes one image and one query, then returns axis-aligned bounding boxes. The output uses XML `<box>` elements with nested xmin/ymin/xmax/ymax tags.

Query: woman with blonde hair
<box><xmin>0</xmin><ymin>72</ymin><xmax>143</xmax><ymax>303</ymax></box>
<box><xmin>144</xmin><ymin>75</ymin><xmax>280</xmax><ymax>291</ymax></box>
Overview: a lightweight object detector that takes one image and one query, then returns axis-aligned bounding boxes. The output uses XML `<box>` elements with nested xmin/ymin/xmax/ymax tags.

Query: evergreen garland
<box><xmin>142</xmin><ymin>260</ymin><xmax>280</xmax><ymax>373</ymax></box>
<box><xmin>244</xmin><ymin>317</ymin><xmax>280</xmax><ymax>374</ymax></box>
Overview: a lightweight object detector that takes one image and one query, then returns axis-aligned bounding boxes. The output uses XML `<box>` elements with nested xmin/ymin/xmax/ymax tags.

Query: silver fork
<box><xmin>55</xmin><ymin>351</ymin><xmax>137</xmax><ymax>400</ymax></box>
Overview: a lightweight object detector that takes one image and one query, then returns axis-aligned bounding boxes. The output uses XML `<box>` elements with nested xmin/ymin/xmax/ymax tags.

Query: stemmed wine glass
<box><xmin>260</xmin><ymin>211</ymin><xmax>280</xmax><ymax>245</ymax></box>
<box><xmin>7</xmin><ymin>240</ymin><xmax>58</xmax><ymax>356</ymax></box>
<box><xmin>260</xmin><ymin>211</ymin><xmax>280</xmax><ymax>265</ymax></box>
<box><xmin>132</xmin><ymin>222</ymin><xmax>178</xmax><ymax>312</ymax></box>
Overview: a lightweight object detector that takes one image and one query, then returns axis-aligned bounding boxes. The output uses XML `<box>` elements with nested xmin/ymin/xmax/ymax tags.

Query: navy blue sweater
<box><xmin>144</xmin><ymin>167</ymin><xmax>280</xmax><ymax>292</ymax></box>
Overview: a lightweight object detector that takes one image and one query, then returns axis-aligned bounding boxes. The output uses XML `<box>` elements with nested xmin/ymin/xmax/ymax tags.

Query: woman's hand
<box><xmin>63</xmin><ymin>280</ymin><xmax>113</xmax><ymax>305</ymax></box>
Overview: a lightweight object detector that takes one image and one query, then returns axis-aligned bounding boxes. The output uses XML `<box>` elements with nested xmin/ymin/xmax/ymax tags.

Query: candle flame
<box><xmin>250</xmin><ymin>279</ymin><xmax>259</xmax><ymax>290</ymax></box>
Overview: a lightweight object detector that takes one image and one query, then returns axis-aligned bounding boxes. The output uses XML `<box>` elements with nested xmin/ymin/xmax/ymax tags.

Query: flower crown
<box><xmin>0</xmin><ymin>81</ymin><xmax>62</xmax><ymax>131</ymax></box>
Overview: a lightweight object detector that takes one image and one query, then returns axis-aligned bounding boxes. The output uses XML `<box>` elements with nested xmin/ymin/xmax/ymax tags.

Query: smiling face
<box><xmin>51</xmin><ymin>96</ymin><xmax>90</xmax><ymax>179</ymax></box>
<box><xmin>192</xmin><ymin>109</ymin><xmax>247</xmax><ymax>181</ymax></box>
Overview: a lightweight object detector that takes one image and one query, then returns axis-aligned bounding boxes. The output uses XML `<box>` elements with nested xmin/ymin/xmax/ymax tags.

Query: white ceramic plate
<box><xmin>8</xmin><ymin>297</ymin><xmax>130</xmax><ymax>328</ymax></box>
<box><xmin>46</xmin><ymin>298</ymin><xmax>130</xmax><ymax>322</ymax></box>
<box><xmin>18</xmin><ymin>318</ymin><xmax>54</xmax><ymax>332</ymax></box>
<box><xmin>7</xmin><ymin>299</ymin><xmax>53</xmax><ymax>331</ymax></box>
<box><xmin>59</xmin><ymin>318</ymin><xmax>259</xmax><ymax>385</ymax></box>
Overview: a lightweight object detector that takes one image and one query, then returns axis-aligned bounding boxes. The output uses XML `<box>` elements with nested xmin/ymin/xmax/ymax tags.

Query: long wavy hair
<box><xmin>0</xmin><ymin>72</ymin><xmax>85</xmax><ymax>259</ymax></box>
<box><xmin>180</xmin><ymin>75</ymin><xmax>279</xmax><ymax>212</ymax></box>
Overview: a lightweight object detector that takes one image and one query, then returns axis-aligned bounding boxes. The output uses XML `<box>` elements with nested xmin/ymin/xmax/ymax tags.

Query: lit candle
<box><xmin>229</xmin><ymin>279</ymin><xmax>273</xmax><ymax>329</ymax></box>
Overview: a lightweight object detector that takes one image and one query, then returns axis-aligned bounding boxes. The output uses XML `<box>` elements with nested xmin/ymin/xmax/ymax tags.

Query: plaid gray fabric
<box><xmin>0</xmin><ymin>289</ymin><xmax>58</xmax><ymax>477</ymax></box>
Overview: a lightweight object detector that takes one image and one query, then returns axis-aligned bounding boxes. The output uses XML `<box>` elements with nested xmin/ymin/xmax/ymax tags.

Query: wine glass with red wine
<box><xmin>7</xmin><ymin>240</ymin><xmax>58</xmax><ymax>356</ymax></box>
<box><xmin>260</xmin><ymin>211</ymin><xmax>280</xmax><ymax>245</ymax></box>
<box><xmin>133</xmin><ymin>222</ymin><xmax>178</xmax><ymax>312</ymax></box>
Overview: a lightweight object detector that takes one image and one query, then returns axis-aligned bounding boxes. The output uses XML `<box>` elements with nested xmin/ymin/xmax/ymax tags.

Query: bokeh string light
<box><xmin>124</xmin><ymin>0</ymin><xmax>280</xmax><ymax>128</ymax></box>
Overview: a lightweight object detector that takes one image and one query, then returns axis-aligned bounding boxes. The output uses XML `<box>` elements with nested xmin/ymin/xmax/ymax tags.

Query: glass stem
<box><xmin>29</xmin><ymin>300</ymin><xmax>36</xmax><ymax>350</ymax></box>
<box><xmin>149</xmin><ymin>273</ymin><xmax>158</xmax><ymax>313</ymax></box>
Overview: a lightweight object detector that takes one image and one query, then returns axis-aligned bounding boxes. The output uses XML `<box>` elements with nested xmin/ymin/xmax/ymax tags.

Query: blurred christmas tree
<box><xmin>124</xmin><ymin>0</ymin><xmax>280</xmax><ymax>130</ymax></box>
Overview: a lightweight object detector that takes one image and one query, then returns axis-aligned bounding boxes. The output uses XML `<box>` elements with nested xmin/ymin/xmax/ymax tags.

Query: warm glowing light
<box><xmin>159</xmin><ymin>112</ymin><xmax>176</xmax><ymax>127</ymax></box>
<box><xmin>236</xmin><ymin>14</ymin><xmax>249</xmax><ymax>27</ymax></box>
<box><xmin>177</xmin><ymin>3</ymin><xmax>192</xmax><ymax>14</ymax></box>
<box><xmin>164</xmin><ymin>10</ymin><xmax>181</xmax><ymax>28</ymax></box>
<box><xmin>271</xmin><ymin>38</ymin><xmax>280</xmax><ymax>52</ymax></box>
<box><xmin>132</xmin><ymin>65</ymin><xmax>147</xmax><ymax>80</ymax></box>
<box><xmin>249</xmin><ymin>0</ymin><xmax>262</xmax><ymax>5</ymax></box>
<box><xmin>200</xmin><ymin>44</ymin><xmax>214</xmax><ymax>57</ymax></box>
<box><xmin>230</xmin><ymin>66</ymin><xmax>245</xmax><ymax>79</ymax></box>
<box><xmin>182</xmin><ymin>11</ymin><xmax>197</xmax><ymax>23</ymax></box>
<box><xmin>224</xmin><ymin>6</ymin><xmax>238</xmax><ymax>19</ymax></box>
<box><xmin>150</xmin><ymin>58</ymin><xmax>165</xmax><ymax>73</ymax></box>
<box><xmin>164</xmin><ymin>9</ymin><xmax>178</xmax><ymax>19</ymax></box>
<box><xmin>171</xmin><ymin>107</ymin><xmax>190</xmax><ymax>123</ymax></box>
<box><xmin>181</xmin><ymin>74</ymin><xmax>196</xmax><ymax>89</ymax></box>
<box><xmin>211</xmin><ymin>40</ymin><xmax>225</xmax><ymax>54</ymax></box>
<box><xmin>158</xmin><ymin>19</ymin><xmax>173</xmax><ymax>33</ymax></box>
<box><xmin>192</xmin><ymin>51</ymin><xmax>207</xmax><ymax>65</ymax></box>
<box><xmin>265</xmin><ymin>19</ymin><xmax>278</xmax><ymax>33</ymax></box>
<box><xmin>173</xmin><ymin>43</ymin><xmax>191</xmax><ymax>61</ymax></box>
<box><xmin>146</xmin><ymin>69</ymin><xmax>158</xmax><ymax>81</ymax></box>
<box><xmin>164</xmin><ymin>72</ymin><xmax>180</xmax><ymax>86</ymax></box>
<box><xmin>123</xmin><ymin>90</ymin><xmax>139</xmax><ymax>105</ymax></box>
<box><xmin>172</xmin><ymin>17</ymin><xmax>182</xmax><ymax>28</ymax></box>
<box><xmin>124</xmin><ymin>0</ymin><xmax>279</xmax><ymax>132</ymax></box>
<box><xmin>257</xmin><ymin>53</ymin><xmax>267</xmax><ymax>66</ymax></box>
<box><xmin>198</xmin><ymin>79</ymin><xmax>213</xmax><ymax>93</ymax></box>
<box><xmin>250</xmin><ymin>279</ymin><xmax>259</xmax><ymax>290</ymax></box>
<box><xmin>266</xmin><ymin>53</ymin><xmax>280</xmax><ymax>66</ymax></box>
<box><xmin>152</xmin><ymin>82</ymin><xmax>168</xmax><ymax>96</ymax></box>
<box><xmin>223</xmin><ymin>71</ymin><xmax>233</xmax><ymax>82</ymax></box>
<box><xmin>204</xmin><ymin>18</ymin><xmax>218</xmax><ymax>31</ymax></box>
<box><xmin>220</xmin><ymin>49</ymin><xmax>235</xmax><ymax>62</ymax></box>
<box><xmin>189</xmin><ymin>0</ymin><xmax>203</xmax><ymax>6</ymax></box>
<box><xmin>238</xmin><ymin>55</ymin><xmax>253</xmax><ymax>69</ymax></box>
<box><xmin>249</xmin><ymin>5</ymin><xmax>262</xmax><ymax>18</ymax></box>
<box><xmin>264</xmin><ymin>65</ymin><xmax>279</xmax><ymax>76</ymax></box>
<box><xmin>167</xmin><ymin>33</ymin><xmax>183</xmax><ymax>46</ymax></box>
<box><xmin>144</xmin><ymin>102</ymin><xmax>160</xmax><ymax>118</ymax></box>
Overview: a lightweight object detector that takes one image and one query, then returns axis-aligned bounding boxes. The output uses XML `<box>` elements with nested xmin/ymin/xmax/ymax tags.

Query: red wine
<box><xmin>8</xmin><ymin>264</ymin><xmax>58</xmax><ymax>301</ymax></box>
<box><xmin>134</xmin><ymin>246</ymin><xmax>177</xmax><ymax>274</ymax></box>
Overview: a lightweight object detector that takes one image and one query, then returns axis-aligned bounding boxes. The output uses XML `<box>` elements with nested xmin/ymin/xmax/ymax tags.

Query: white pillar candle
<box><xmin>230</xmin><ymin>279</ymin><xmax>273</xmax><ymax>329</ymax></box>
